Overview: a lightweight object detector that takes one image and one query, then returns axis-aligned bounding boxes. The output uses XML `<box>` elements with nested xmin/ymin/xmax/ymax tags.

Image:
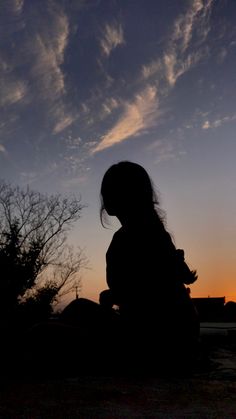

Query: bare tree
<box><xmin>25</xmin><ymin>245</ymin><xmax>87</xmax><ymax>306</ymax></box>
<box><xmin>0</xmin><ymin>180</ymin><xmax>86</xmax><ymax>319</ymax></box>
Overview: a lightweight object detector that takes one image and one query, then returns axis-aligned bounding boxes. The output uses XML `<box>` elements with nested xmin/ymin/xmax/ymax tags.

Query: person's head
<box><xmin>100</xmin><ymin>161</ymin><xmax>163</xmax><ymax>225</ymax></box>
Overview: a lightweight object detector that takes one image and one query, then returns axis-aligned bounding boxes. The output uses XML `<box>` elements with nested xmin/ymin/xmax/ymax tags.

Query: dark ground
<box><xmin>1</xmin><ymin>339</ymin><xmax>236</xmax><ymax>419</ymax></box>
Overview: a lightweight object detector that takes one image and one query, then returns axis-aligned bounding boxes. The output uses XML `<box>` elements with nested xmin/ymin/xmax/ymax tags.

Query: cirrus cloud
<box><xmin>0</xmin><ymin>79</ymin><xmax>27</xmax><ymax>107</ymax></box>
<box><xmin>100</xmin><ymin>21</ymin><xmax>124</xmax><ymax>56</ymax></box>
<box><xmin>92</xmin><ymin>85</ymin><xmax>158</xmax><ymax>153</ymax></box>
<box><xmin>0</xmin><ymin>144</ymin><xmax>6</xmax><ymax>153</ymax></box>
<box><xmin>141</xmin><ymin>0</ymin><xmax>212</xmax><ymax>87</ymax></box>
<box><xmin>202</xmin><ymin>114</ymin><xmax>236</xmax><ymax>129</ymax></box>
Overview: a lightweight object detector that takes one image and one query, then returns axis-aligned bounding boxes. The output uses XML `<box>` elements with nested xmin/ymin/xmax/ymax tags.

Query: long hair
<box><xmin>100</xmin><ymin>161</ymin><xmax>165</xmax><ymax>227</ymax></box>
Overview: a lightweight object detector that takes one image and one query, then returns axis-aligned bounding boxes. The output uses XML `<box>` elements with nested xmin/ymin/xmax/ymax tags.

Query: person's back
<box><xmin>100</xmin><ymin>161</ymin><xmax>199</xmax><ymax>373</ymax></box>
<box><xmin>106</xmin><ymin>216</ymin><xmax>198</xmax><ymax>363</ymax></box>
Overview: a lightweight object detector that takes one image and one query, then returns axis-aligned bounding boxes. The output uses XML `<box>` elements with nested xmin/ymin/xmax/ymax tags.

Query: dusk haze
<box><xmin>0</xmin><ymin>0</ymin><xmax>235</xmax><ymax>306</ymax></box>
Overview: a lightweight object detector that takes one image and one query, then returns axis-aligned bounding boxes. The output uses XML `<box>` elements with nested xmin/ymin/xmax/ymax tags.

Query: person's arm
<box><xmin>162</xmin><ymin>232</ymin><xmax>198</xmax><ymax>285</ymax></box>
<box><xmin>175</xmin><ymin>249</ymin><xmax>198</xmax><ymax>284</ymax></box>
<box><xmin>99</xmin><ymin>231</ymin><xmax>123</xmax><ymax>308</ymax></box>
<box><xmin>99</xmin><ymin>289</ymin><xmax>114</xmax><ymax>308</ymax></box>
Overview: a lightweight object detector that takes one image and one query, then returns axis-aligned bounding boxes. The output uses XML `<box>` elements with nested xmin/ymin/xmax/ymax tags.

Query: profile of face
<box><xmin>101</xmin><ymin>161</ymin><xmax>154</xmax><ymax>218</ymax></box>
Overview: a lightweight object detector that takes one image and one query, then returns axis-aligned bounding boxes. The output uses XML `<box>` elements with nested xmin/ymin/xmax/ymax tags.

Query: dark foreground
<box><xmin>1</xmin><ymin>340</ymin><xmax>236</xmax><ymax>418</ymax></box>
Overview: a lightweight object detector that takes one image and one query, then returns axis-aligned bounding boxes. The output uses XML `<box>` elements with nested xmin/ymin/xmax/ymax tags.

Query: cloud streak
<box><xmin>164</xmin><ymin>50</ymin><xmax>204</xmax><ymax>87</ymax></box>
<box><xmin>163</xmin><ymin>0</ymin><xmax>212</xmax><ymax>86</ymax></box>
<box><xmin>13</xmin><ymin>0</ymin><xmax>24</xmax><ymax>13</ymax></box>
<box><xmin>0</xmin><ymin>144</ymin><xmax>6</xmax><ymax>153</ymax></box>
<box><xmin>148</xmin><ymin>139</ymin><xmax>181</xmax><ymax>163</ymax></box>
<box><xmin>0</xmin><ymin>2</ymin><xmax>76</xmax><ymax>135</ymax></box>
<box><xmin>0</xmin><ymin>79</ymin><xmax>27</xmax><ymax>107</ymax></box>
<box><xmin>172</xmin><ymin>0</ymin><xmax>212</xmax><ymax>52</ymax></box>
<box><xmin>3</xmin><ymin>0</ymin><xmax>24</xmax><ymax>14</ymax></box>
<box><xmin>142</xmin><ymin>0</ymin><xmax>212</xmax><ymax>87</ymax></box>
<box><xmin>53</xmin><ymin>114</ymin><xmax>76</xmax><ymax>134</ymax></box>
<box><xmin>93</xmin><ymin>0</ymin><xmax>213</xmax><ymax>154</ymax></box>
<box><xmin>100</xmin><ymin>21</ymin><xmax>124</xmax><ymax>56</ymax></box>
<box><xmin>29</xmin><ymin>10</ymin><xmax>69</xmax><ymax>101</ymax></box>
<box><xmin>92</xmin><ymin>86</ymin><xmax>158</xmax><ymax>153</ymax></box>
<box><xmin>98</xmin><ymin>97</ymin><xmax>119</xmax><ymax>121</ymax></box>
<box><xmin>202</xmin><ymin>114</ymin><xmax>236</xmax><ymax>129</ymax></box>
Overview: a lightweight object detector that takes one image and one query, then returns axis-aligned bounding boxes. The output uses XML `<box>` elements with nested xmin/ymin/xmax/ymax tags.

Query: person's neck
<box><xmin>117</xmin><ymin>210</ymin><xmax>155</xmax><ymax>228</ymax></box>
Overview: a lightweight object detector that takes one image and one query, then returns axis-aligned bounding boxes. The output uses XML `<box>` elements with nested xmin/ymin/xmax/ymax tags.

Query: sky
<box><xmin>0</xmin><ymin>0</ymin><xmax>236</xmax><ymax>304</ymax></box>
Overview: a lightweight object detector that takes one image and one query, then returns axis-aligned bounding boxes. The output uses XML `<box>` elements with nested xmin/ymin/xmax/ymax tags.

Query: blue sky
<box><xmin>0</xmin><ymin>0</ymin><xmax>236</xmax><ymax>303</ymax></box>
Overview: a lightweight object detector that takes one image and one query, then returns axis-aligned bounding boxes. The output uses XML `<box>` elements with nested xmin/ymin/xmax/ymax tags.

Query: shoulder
<box><xmin>111</xmin><ymin>227</ymin><xmax>126</xmax><ymax>244</ymax></box>
<box><xmin>163</xmin><ymin>230</ymin><xmax>176</xmax><ymax>248</ymax></box>
<box><xmin>106</xmin><ymin>227</ymin><xmax>125</xmax><ymax>257</ymax></box>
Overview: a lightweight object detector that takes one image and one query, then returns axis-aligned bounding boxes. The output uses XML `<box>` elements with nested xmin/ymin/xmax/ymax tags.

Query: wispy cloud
<box><xmin>164</xmin><ymin>50</ymin><xmax>204</xmax><ymax>87</ymax></box>
<box><xmin>93</xmin><ymin>1</ymin><xmax>213</xmax><ymax>154</ymax></box>
<box><xmin>0</xmin><ymin>144</ymin><xmax>6</xmax><ymax>153</ymax></box>
<box><xmin>31</xmin><ymin>9</ymin><xmax>76</xmax><ymax>135</ymax></box>
<box><xmin>141</xmin><ymin>0</ymin><xmax>212</xmax><ymax>87</ymax></box>
<box><xmin>164</xmin><ymin>0</ymin><xmax>212</xmax><ymax>86</ymax></box>
<box><xmin>202</xmin><ymin>114</ymin><xmax>236</xmax><ymax>129</ymax></box>
<box><xmin>202</xmin><ymin>120</ymin><xmax>210</xmax><ymax>129</ymax></box>
<box><xmin>217</xmin><ymin>47</ymin><xmax>227</xmax><ymax>64</ymax></box>
<box><xmin>0</xmin><ymin>49</ymin><xmax>27</xmax><ymax>109</ymax></box>
<box><xmin>30</xmin><ymin>11</ymin><xmax>69</xmax><ymax>101</ymax></box>
<box><xmin>53</xmin><ymin>114</ymin><xmax>76</xmax><ymax>134</ymax></box>
<box><xmin>92</xmin><ymin>85</ymin><xmax>158</xmax><ymax>153</ymax></box>
<box><xmin>142</xmin><ymin>60</ymin><xmax>162</xmax><ymax>80</ymax></box>
<box><xmin>99</xmin><ymin>97</ymin><xmax>119</xmax><ymax>120</ymax></box>
<box><xmin>0</xmin><ymin>79</ymin><xmax>27</xmax><ymax>107</ymax></box>
<box><xmin>172</xmin><ymin>0</ymin><xmax>212</xmax><ymax>52</ymax></box>
<box><xmin>100</xmin><ymin>21</ymin><xmax>124</xmax><ymax>56</ymax></box>
<box><xmin>0</xmin><ymin>2</ymin><xmax>75</xmax><ymax>135</ymax></box>
<box><xmin>52</xmin><ymin>101</ymin><xmax>78</xmax><ymax>134</ymax></box>
<box><xmin>5</xmin><ymin>0</ymin><xmax>24</xmax><ymax>14</ymax></box>
<box><xmin>14</xmin><ymin>0</ymin><xmax>24</xmax><ymax>13</ymax></box>
<box><xmin>148</xmin><ymin>140</ymin><xmax>179</xmax><ymax>163</ymax></box>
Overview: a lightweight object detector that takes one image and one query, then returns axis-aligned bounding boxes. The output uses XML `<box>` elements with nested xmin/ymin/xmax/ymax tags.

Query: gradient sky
<box><xmin>0</xmin><ymin>0</ymin><xmax>236</xmax><ymax>304</ymax></box>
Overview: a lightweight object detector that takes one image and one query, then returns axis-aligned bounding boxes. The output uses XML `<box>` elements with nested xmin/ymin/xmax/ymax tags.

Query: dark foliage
<box><xmin>0</xmin><ymin>180</ymin><xmax>86</xmax><ymax>327</ymax></box>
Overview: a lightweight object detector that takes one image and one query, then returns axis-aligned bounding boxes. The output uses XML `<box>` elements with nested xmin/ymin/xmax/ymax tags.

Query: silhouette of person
<box><xmin>99</xmin><ymin>161</ymin><xmax>199</xmax><ymax>373</ymax></box>
<box><xmin>25</xmin><ymin>161</ymin><xmax>199</xmax><ymax>377</ymax></box>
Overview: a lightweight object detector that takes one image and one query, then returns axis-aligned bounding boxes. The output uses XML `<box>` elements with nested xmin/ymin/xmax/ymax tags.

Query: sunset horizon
<box><xmin>0</xmin><ymin>0</ymin><xmax>235</xmax><ymax>307</ymax></box>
